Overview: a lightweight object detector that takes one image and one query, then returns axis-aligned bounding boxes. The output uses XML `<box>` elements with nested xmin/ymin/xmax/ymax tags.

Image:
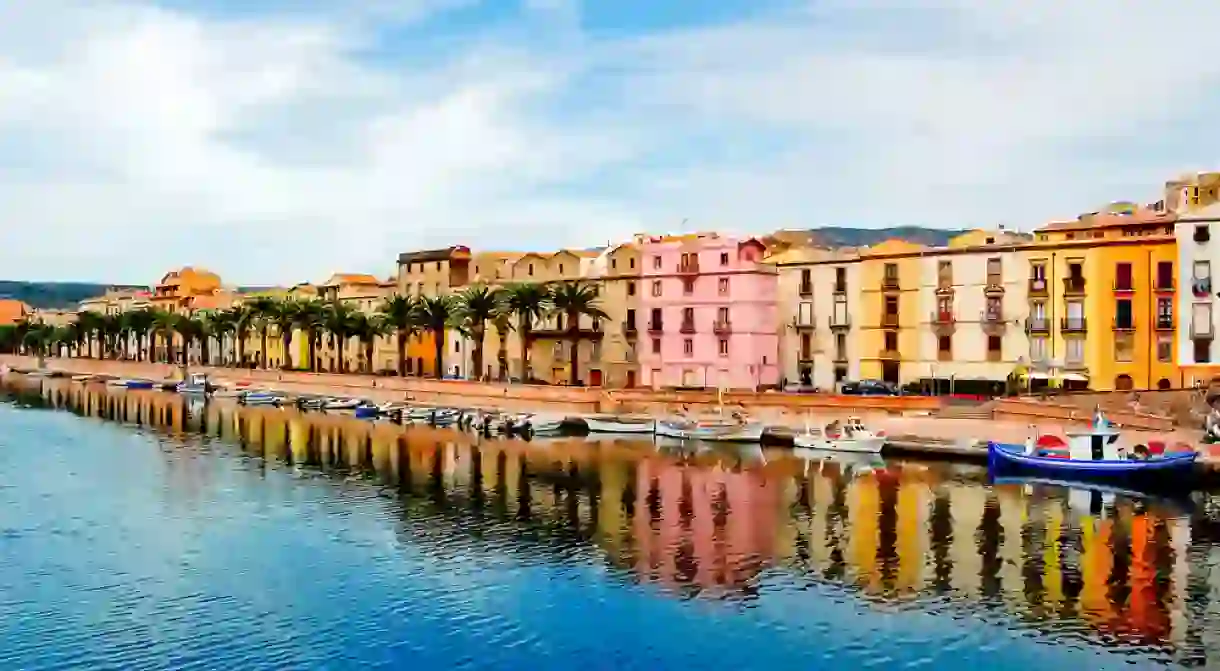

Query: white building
<box><xmin>770</xmin><ymin>247</ymin><xmax>862</xmax><ymax>390</ymax></box>
<box><xmin>1175</xmin><ymin>201</ymin><xmax>1220</xmax><ymax>367</ymax></box>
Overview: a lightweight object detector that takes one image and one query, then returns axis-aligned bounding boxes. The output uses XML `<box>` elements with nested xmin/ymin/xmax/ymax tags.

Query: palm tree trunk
<box><xmin>364</xmin><ymin>338</ymin><xmax>374</xmax><ymax>374</ymax></box>
<box><xmin>260</xmin><ymin>328</ymin><xmax>269</xmax><ymax>369</ymax></box>
<box><xmin>308</xmin><ymin>331</ymin><xmax>318</xmax><ymax>372</ymax></box>
<box><xmin>396</xmin><ymin>330</ymin><xmax>406</xmax><ymax>377</ymax></box>
<box><xmin>472</xmin><ymin>325</ymin><xmax>485</xmax><ymax>381</ymax></box>
<box><xmin>517</xmin><ymin>317</ymin><xmax>530</xmax><ymax>382</ymax></box>
<box><xmin>282</xmin><ymin>331</ymin><xmax>293</xmax><ymax>369</ymax></box>
<box><xmin>497</xmin><ymin>332</ymin><xmax>508</xmax><ymax>381</ymax></box>
<box><xmin>237</xmin><ymin>332</ymin><xmax>246</xmax><ymax>367</ymax></box>
<box><xmin>433</xmin><ymin>329</ymin><xmax>445</xmax><ymax>380</ymax></box>
<box><xmin>567</xmin><ymin>311</ymin><xmax>580</xmax><ymax>386</ymax></box>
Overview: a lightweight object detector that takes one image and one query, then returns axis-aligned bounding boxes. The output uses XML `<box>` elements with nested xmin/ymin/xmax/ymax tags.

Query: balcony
<box><xmin>1155</xmin><ymin>278</ymin><xmax>1174</xmax><ymax>293</ymax></box>
<box><xmin>983</xmin><ymin>278</ymin><xmax>1005</xmax><ymax>296</ymax></box>
<box><xmin>713</xmin><ymin>320</ymin><xmax>732</xmax><ymax>335</ymax></box>
<box><xmin>679</xmin><ymin>320</ymin><xmax>696</xmax><ymax>334</ymax></box>
<box><xmin>1155</xmin><ymin>316</ymin><xmax>1174</xmax><ymax>331</ymax></box>
<box><xmin>833</xmin><ymin>350</ymin><xmax>848</xmax><ymax>364</ymax></box>
<box><xmin>833</xmin><ymin>282</ymin><xmax>847</xmax><ymax>294</ymax></box>
<box><xmin>798</xmin><ymin>351</ymin><xmax>814</xmax><ymax>364</ymax></box>
<box><xmin>1063</xmin><ymin>358</ymin><xmax>1088</xmax><ymax>372</ymax></box>
<box><xmin>677</xmin><ymin>260</ymin><xmax>700</xmax><ymax>274</ymax></box>
<box><xmin>931</xmin><ymin>311</ymin><xmax>954</xmax><ymax>325</ymax></box>
<box><xmin>1193</xmin><ymin>278</ymin><xmax>1213</xmax><ymax>297</ymax></box>
<box><xmin>1113</xmin><ymin>280</ymin><xmax>1134</xmax><ymax>293</ymax></box>
<box><xmin>531</xmin><ymin>322</ymin><xmax>605</xmax><ymax>339</ymax></box>
<box><xmin>1028</xmin><ymin>277</ymin><xmax>1048</xmax><ymax>296</ymax></box>
<box><xmin>982</xmin><ymin>311</ymin><xmax>1006</xmax><ymax>335</ymax></box>
<box><xmin>798</xmin><ymin>282</ymin><xmax>813</xmax><ymax>297</ymax></box>
<box><xmin>879</xmin><ymin>348</ymin><xmax>900</xmax><ymax>360</ymax></box>
<box><xmin>1194</xmin><ymin>321</ymin><xmax>1215</xmax><ymax>339</ymax></box>
<box><xmin>793</xmin><ymin>314</ymin><xmax>816</xmax><ymax>330</ymax></box>
<box><xmin>647</xmin><ymin>321</ymin><xmax>664</xmax><ymax>334</ymax></box>
<box><xmin>1195</xmin><ymin>224</ymin><xmax>1210</xmax><ymax>244</ymax></box>
<box><xmin>622</xmin><ymin>322</ymin><xmax>638</xmax><ymax>337</ymax></box>
<box><xmin>881</xmin><ymin>314</ymin><xmax>899</xmax><ymax>328</ymax></box>
<box><xmin>935</xmin><ymin>278</ymin><xmax>953</xmax><ymax>296</ymax></box>
<box><xmin>882</xmin><ymin>276</ymin><xmax>900</xmax><ymax>291</ymax></box>
<box><xmin>829</xmin><ymin>315</ymin><xmax>851</xmax><ymax>329</ymax></box>
<box><xmin>1025</xmin><ymin>317</ymin><xmax>1050</xmax><ymax>334</ymax></box>
<box><xmin>1063</xmin><ymin>277</ymin><xmax>1086</xmax><ymax>295</ymax></box>
<box><xmin>1113</xmin><ymin>318</ymin><xmax>1135</xmax><ymax>333</ymax></box>
<box><xmin>1060</xmin><ymin>317</ymin><xmax>1087</xmax><ymax>333</ymax></box>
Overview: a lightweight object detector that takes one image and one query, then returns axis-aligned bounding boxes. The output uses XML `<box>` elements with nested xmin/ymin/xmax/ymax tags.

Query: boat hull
<box><xmin>988</xmin><ymin>441</ymin><xmax>1197</xmax><ymax>487</ymax></box>
<box><xmin>655</xmin><ymin>420</ymin><xmax>764</xmax><ymax>443</ymax></box>
<box><xmin>792</xmin><ymin>436</ymin><xmax>884</xmax><ymax>454</ymax></box>
<box><xmin>584</xmin><ymin>416</ymin><xmax>656</xmax><ymax>434</ymax></box>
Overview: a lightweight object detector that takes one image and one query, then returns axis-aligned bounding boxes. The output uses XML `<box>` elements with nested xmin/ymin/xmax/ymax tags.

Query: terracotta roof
<box><xmin>0</xmin><ymin>299</ymin><xmax>31</xmax><ymax>325</ymax></box>
<box><xmin>397</xmin><ymin>246</ymin><xmax>471</xmax><ymax>264</ymax></box>
<box><xmin>323</xmin><ymin>273</ymin><xmax>380</xmax><ymax>286</ymax></box>
<box><xmin>1037</xmin><ymin>208</ymin><xmax>1175</xmax><ymax>232</ymax></box>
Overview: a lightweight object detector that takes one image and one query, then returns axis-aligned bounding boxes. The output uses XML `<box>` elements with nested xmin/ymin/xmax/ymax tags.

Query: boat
<box><xmin>792</xmin><ymin>417</ymin><xmax>885</xmax><ymax>453</ymax></box>
<box><xmin>517</xmin><ymin>413</ymin><xmax>567</xmax><ymax>435</ymax></box>
<box><xmin>322</xmin><ymin>398</ymin><xmax>361</xmax><ymax>410</ymax></box>
<box><xmin>109</xmin><ymin>379</ymin><xmax>154</xmax><ymax>390</ymax></box>
<box><xmin>583</xmin><ymin>414</ymin><xmax>656</xmax><ymax>434</ymax></box>
<box><xmin>70</xmin><ymin>374</ymin><xmax>93</xmax><ymax>384</ymax></box>
<box><xmin>987</xmin><ymin>409</ymin><xmax>1198</xmax><ymax>485</ymax></box>
<box><xmin>353</xmin><ymin>404</ymin><xmax>380</xmax><ymax>419</ymax></box>
<box><xmin>239</xmin><ymin>391</ymin><xmax>284</xmax><ymax>407</ymax></box>
<box><xmin>655</xmin><ymin>386</ymin><xmax>763</xmax><ymax>443</ymax></box>
<box><xmin>176</xmin><ymin>373</ymin><xmax>211</xmax><ymax>395</ymax></box>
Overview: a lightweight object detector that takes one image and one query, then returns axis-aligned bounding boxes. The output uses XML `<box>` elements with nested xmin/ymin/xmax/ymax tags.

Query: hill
<box><xmin>0</xmin><ymin>281</ymin><xmax>110</xmax><ymax>310</ymax></box>
<box><xmin>768</xmin><ymin>226</ymin><xmax>969</xmax><ymax>249</ymax></box>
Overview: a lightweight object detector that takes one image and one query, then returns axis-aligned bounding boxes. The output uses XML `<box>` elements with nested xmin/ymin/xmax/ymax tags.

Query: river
<box><xmin>0</xmin><ymin>377</ymin><xmax>1214</xmax><ymax>669</ymax></box>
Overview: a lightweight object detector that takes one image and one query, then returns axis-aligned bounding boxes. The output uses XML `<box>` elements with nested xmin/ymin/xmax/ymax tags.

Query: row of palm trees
<box><xmin>0</xmin><ymin>280</ymin><xmax>607</xmax><ymax>384</ymax></box>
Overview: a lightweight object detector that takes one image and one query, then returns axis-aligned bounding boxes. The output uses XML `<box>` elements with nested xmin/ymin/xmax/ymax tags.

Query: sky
<box><xmin>3</xmin><ymin>0</ymin><xmax>1220</xmax><ymax>285</ymax></box>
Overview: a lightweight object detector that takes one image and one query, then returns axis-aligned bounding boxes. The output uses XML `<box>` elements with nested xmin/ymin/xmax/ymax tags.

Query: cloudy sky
<box><xmin>2</xmin><ymin>0</ymin><xmax>1219</xmax><ymax>285</ymax></box>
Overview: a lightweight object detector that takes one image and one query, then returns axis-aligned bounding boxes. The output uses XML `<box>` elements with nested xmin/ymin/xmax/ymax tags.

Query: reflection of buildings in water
<box><xmin>9</xmin><ymin>379</ymin><xmax>1203</xmax><ymax>656</ymax></box>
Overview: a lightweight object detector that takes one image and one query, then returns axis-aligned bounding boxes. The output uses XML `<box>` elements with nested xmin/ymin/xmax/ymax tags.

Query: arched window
<box><xmin>1157</xmin><ymin>378</ymin><xmax>1172</xmax><ymax>390</ymax></box>
<box><xmin>1115</xmin><ymin>374</ymin><xmax>1134</xmax><ymax>391</ymax></box>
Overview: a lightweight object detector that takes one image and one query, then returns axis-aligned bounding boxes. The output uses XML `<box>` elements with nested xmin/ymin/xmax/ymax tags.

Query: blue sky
<box><xmin>2</xmin><ymin>0</ymin><xmax>1220</xmax><ymax>285</ymax></box>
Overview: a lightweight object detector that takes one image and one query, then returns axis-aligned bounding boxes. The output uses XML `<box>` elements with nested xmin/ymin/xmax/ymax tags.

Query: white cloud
<box><xmin>3</xmin><ymin>0</ymin><xmax>1220</xmax><ymax>285</ymax></box>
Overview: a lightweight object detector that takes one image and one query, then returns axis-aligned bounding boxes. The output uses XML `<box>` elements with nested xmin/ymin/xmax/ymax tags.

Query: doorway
<box><xmin>590</xmin><ymin>369</ymin><xmax>603</xmax><ymax>387</ymax></box>
<box><xmin>626</xmin><ymin>370</ymin><xmax>637</xmax><ymax>388</ymax></box>
<box><xmin>882</xmin><ymin>361</ymin><xmax>900</xmax><ymax>385</ymax></box>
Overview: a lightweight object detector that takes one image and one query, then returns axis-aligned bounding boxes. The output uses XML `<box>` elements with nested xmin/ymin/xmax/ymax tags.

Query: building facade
<box><xmin>396</xmin><ymin>247</ymin><xmax>471</xmax><ymax>377</ymax></box>
<box><xmin>771</xmin><ymin>247</ymin><xmax>862</xmax><ymax>389</ymax></box>
<box><xmin>636</xmin><ymin>233</ymin><xmax>779</xmax><ymax>390</ymax></box>
<box><xmin>1176</xmin><ymin>202</ymin><xmax>1220</xmax><ymax>381</ymax></box>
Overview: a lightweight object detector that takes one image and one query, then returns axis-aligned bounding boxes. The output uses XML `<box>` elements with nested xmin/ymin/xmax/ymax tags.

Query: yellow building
<box><xmin>396</xmin><ymin>246</ymin><xmax>472</xmax><ymax>377</ymax></box>
<box><xmin>317</xmin><ymin>273</ymin><xmax>396</xmax><ymax>373</ymax></box>
<box><xmin>1031</xmin><ymin>206</ymin><xmax>1178</xmax><ymax>391</ymax></box>
<box><xmin>857</xmin><ymin>240</ymin><xmax>924</xmax><ymax>384</ymax></box>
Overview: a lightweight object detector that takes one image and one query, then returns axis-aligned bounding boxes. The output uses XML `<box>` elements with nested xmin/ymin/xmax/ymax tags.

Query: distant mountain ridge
<box><xmin>0</xmin><ymin>281</ymin><xmax>110</xmax><ymax>310</ymax></box>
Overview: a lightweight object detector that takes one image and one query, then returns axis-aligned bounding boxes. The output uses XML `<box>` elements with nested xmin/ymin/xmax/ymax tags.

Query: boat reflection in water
<box><xmin>10</xmin><ymin>376</ymin><xmax>1220</xmax><ymax>667</ymax></box>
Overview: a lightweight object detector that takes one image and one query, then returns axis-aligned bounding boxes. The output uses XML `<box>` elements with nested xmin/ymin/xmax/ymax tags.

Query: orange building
<box><xmin>0</xmin><ymin>299</ymin><xmax>32</xmax><ymax>326</ymax></box>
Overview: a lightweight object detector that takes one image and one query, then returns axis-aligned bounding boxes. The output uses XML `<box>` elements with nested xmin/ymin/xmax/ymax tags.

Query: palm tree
<box><xmin>322</xmin><ymin>302</ymin><xmax>358</xmax><ymax>373</ymax></box>
<box><xmin>454</xmin><ymin>285</ymin><xmax>505</xmax><ymax>382</ymax></box>
<box><xmin>548</xmin><ymin>281</ymin><xmax>609</xmax><ymax>386</ymax></box>
<box><xmin>75</xmin><ymin>311</ymin><xmax>104</xmax><ymax>359</ymax></box>
<box><xmin>293</xmin><ymin>300</ymin><xmax>327</xmax><ymax>372</ymax></box>
<box><xmin>0</xmin><ymin>324</ymin><xmax>17</xmax><ymax>354</ymax></box>
<box><xmin>413</xmin><ymin>295</ymin><xmax>458</xmax><ymax>379</ymax></box>
<box><xmin>377</xmin><ymin>295</ymin><xmax>418</xmax><ymax>377</ymax></box>
<box><xmin>502</xmin><ymin>283</ymin><xmax>551</xmax><ymax>383</ymax></box>
<box><xmin>151</xmin><ymin>310</ymin><xmax>178</xmax><ymax>363</ymax></box>
<box><xmin>245</xmin><ymin>297</ymin><xmax>279</xmax><ymax>369</ymax></box>
<box><xmin>268</xmin><ymin>300</ymin><xmax>300</xmax><ymax>370</ymax></box>
<box><xmin>206</xmin><ymin>309</ymin><xmax>238</xmax><ymax>366</ymax></box>
<box><xmin>349</xmin><ymin>312</ymin><xmax>389</xmax><ymax>374</ymax></box>
<box><xmin>127</xmin><ymin>308</ymin><xmax>156</xmax><ymax>363</ymax></box>
<box><xmin>491</xmin><ymin>312</ymin><xmax>513</xmax><ymax>381</ymax></box>
<box><xmin>233</xmin><ymin>305</ymin><xmax>256</xmax><ymax>368</ymax></box>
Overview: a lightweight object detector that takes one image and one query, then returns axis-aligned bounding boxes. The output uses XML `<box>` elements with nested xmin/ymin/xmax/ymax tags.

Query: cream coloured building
<box><xmin>770</xmin><ymin>247</ymin><xmax>863</xmax><ymax>389</ymax></box>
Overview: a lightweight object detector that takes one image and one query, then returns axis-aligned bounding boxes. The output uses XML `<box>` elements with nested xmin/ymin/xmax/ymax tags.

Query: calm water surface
<box><xmin>1</xmin><ymin>378</ymin><xmax>1217</xmax><ymax>669</ymax></box>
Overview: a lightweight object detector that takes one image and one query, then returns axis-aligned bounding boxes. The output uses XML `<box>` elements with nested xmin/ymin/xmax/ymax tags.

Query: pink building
<box><xmin>636</xmin><ymin>233</ymin><xmax>779</xmax><ymax>390</ymax></box>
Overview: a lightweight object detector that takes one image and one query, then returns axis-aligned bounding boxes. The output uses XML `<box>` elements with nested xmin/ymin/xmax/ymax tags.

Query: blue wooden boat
<box><xmin>353</xmin><ymin>405</ymin><xmax>379</xmax><ymax>419</ymax></box>
<box><xmin>988</xmin><ymin>409</ymin><xmax>1197</xmax><ymax>485</ymax></box>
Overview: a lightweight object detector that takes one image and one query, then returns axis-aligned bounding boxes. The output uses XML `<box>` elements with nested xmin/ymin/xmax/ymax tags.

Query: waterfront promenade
<box><xmin>1</xmin><ymin>354</ymin><xmax>1206</xmax><ymax>463</ymax></box>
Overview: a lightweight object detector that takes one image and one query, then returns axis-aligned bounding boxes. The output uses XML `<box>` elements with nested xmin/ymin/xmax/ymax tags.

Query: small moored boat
<box><xmin>583</xmin><ymin>414</ymin><xmax>656</xmax><ymax>434</ymax></box>
<box><xmin>987</xmin><ymin>409</ymin><xmax>1197</xmax><ymax>484</ymax></box>
<box><xmin>239</xmin><ymin>391</ymin><xmax>284</xmax><ymax>407</ymax></box>
<box><xmin>655</xmin><ymin>416</ymin><xmax>764</xmax><ymax>442</ymax></box>
<box><xmin>793</xmin><ymin>417</ymin><xmax>885</xmax><ymax>453</ymax></box>
<box><xmin>176</xmin><ymin>373</ymin><xmax>211</xmax><ymax>395</ymax></box>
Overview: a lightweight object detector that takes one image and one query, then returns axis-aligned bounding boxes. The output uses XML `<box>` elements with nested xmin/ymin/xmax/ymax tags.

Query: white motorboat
<box><xmin>377</xmin><ymin>401</ymin><xmax>409</xmax><ymax>414</ymax></box>
<box><xmin>70</xmin><ymin>374</ymin><xmax>92</xmax><ymax>383</ymax></box>
<box><xmin>514</xmin><ymin>413</ymin><xmax>567</xmax><ymax>435</ymax></box>
<box><xmin>239</xmin><ymin>391</ymin><xmax>284</xmax><ymax>407</ymax></box>
<box><xmin>582</xmin><ymin>414</ymin><xmax>656</xmax><ymax>434</ymax></box>
<box><xmin>792</xmin><ymin>417</ymin><xmax>885</xmax><ymax>454</ymax></box>
<box><xmin>176</xmin><ymin>373</ymin><xmax>211</xmax><ymax>395</ymax></box>
<box><xmin>322</xmin><ymin>398</ymin><xmax>361</xmax><ymax>410</ymax></box>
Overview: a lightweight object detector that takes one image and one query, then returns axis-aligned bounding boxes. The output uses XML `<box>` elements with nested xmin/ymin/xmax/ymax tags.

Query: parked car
<box><xmin>840</xmin><ymin>379</ymin><xmax>899</xmax><ymax>396</ymax></box>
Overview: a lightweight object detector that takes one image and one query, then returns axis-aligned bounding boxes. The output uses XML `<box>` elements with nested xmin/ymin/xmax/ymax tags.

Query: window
<box><xmin>936</xmin><ymin>296</ymin><xmax>951</xmax><ymax>316</ymax></box>
<box><xmin>884</xmin><ymin>296</ymin><xmax>898</xmax><ymax>315</ymax></box>
<box><xmin>1029</xmin><ymin>336</ymin><xmax>1047</xmax><ymax>361</ymax></box>
<box><xmin>835</xmin><ymin>333</ymin><xmax>847</xmax><ymax>360</ymax></box>
<box><xmin>798</xmin><ymin>301</ymin><xmax>813</xmax><ymax>325</ymax></box>
<box><xmin>1157</xmin><ymin>261</ymin><xmax>1173</xmax><ymax>289</ymax></box>
<box><xmin>1194</xmin><ymin>303</ymin><xmax>1213</xmax><ymax>337</ymax></box>
<box><xmin>626</xmin><ymin>309</ymin><xmax>636</xmax><ymax>329</ymax></box>
<box><xmin>1115</xmin><ymin>262</ymin><xmax>1133</xmax><ymax>290</ymax></box>
<box><xmin>718</xmin><ymin>277</ymin><xmax>729</xmax><ymax>295</ymax></box>
<box><xmin>1030</xmin><ymin>263</ymin><xmax>1046</xmax><ymax>280</ymax></box>
<box><xmin>651</xmin><ymin>280</ymin><xmax>662</xmax><ymax>297</ymax></box>
<box><xmin>717</xmin><ymin>307</ymin><xmax>729</xmax><ymax>323</ymax></box>
<box><xmin>650</xmin><ymin>307</ymin><xmax>662</xmax><ymax>327</ymax></box>
<box><xmin>558</xmin><ymin>263</ymin><xmax>564</xmax><ymax>274</ymax></box>
<box><xmin>1066</xmin><ymin>338</ymin><xmax>1084</xmax><ymax>364</ymax></box>
<box><xmin>938</xmin><ymin>335</ymin><xmax>951</xmax><ymax>353</ymax></box>
<box><xmin>626</xmin><ymin>281</ymin><xmax>636</xmax><ymax>296</ymax></box>
<box><xmin>719</xmin><ymin>339</ymin><xmax>729</xmax><ymax>356</ymax></box>
<box><xmin>1115</xmin><ymin>335</ymin><xmax>1133</xmax><ymax>362</ymax></box>
<box><xmin>435</xmin><ymin>262</ymin><xmax>441</xmax><ymax>271</ymax></box>
<box><xmin>528</xmin><ymin>263</ymin><xmax>534</xmax><ymax>276</ymax></box>
<box><xmin>652</xmin><ymin>256</ymin><xmax>662</xmax><ymax>270</ymax></box>
<box><xmin>629</xmin><ymin>258</ymin><xmax>636</xmax><ymax>269</ymax></box>
<box><xmin>884</xmin><ymin>263</ymin><xmax>897</xmax><ymax>279</ymax></box>
<box><xmin>985</xmin><ymin>296</ymin><xmax>1002</xmax><ymax>321</ymax></box>
<box><xmin>1195</xmin><ymin>260</ymin><xmax>1211</xmax><ymax>280</ymax></box>
<box><xmin>454</xmin><ymin>340</ymin><xmax>461</xmax><ymax>352</ymax></box>
<box><xmin>683</xmin><ymin>339</ymin><xmax>693</xmax><ymax>356</ymax></box>
<box><xmin>987</xmin><ymin>335</ymin><xmax>1002</xmax><ymax>353</ymax></box>
<box><xmin>884</xmin><ymin>331</ymin><xmax>898</xmax><ymax>350</ymax></box>
<box><xmin>834</xmin><ymin>267</ymin><xmax>846</xmax><ymax>291</ymax></box>
<box><xmin>1196</xmin><ymin>338</ymin><xmax>1212</xmax><ymax>364</ymax></box>
<box><xmin>1115</xmin><ymin>299</ymin><xmax>1133</xmax><ymax>328</ymax></box>
<box><xmin>682</xmin><ymin>278</ymin><xmax>695</xmax><ymax>295</ymax></box>
<box><xmin>986</xmin><ymin>257</ymin><xmax>1001</xmax><ymax>277</ymax></box>
<box><xmin>720</xmin><ymin>252</ymin><xmax>729</xmax><ymax>266</ymax></box>
<box><xmin>1157</xmin><ymin>298</ymin><xmax>1172</xmax><ymax>327</ymax></box>
<box><xmin>591</xmin><ymin>341</ymin><xmax>601</xmax><ymax>360</ymax></box>
<box><xmin>611</xmin><ymin>259</ymin><xmax>617</xmax><ymax>270</ymax></box>
<box><xmin>682</xmin><ymin>307</ymin><xmax>694</xmax><ymax>322</ymax></box>
<box><xmin>937</xmin><ymin>260</ymin><xmax>951</xmax><ymax>276</ymax></box>
<box><xmin>800</xmin><ymin>333</ymin><xmax>811</xmax><ymax>358</ymax></box>
<box><xmin>1157</xmin><ymin>335</ymin><xmax>1173</xmax><ymax>362</ymax></box>
<box><xmin>650</xmin><ymin>338</ymin><xmax>661</xmax><ymax>354</ymax></box>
